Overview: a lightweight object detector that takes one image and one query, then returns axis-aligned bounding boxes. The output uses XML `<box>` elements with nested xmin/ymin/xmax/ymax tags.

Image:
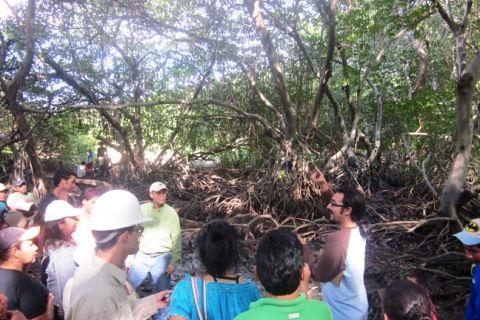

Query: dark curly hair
<box><xmin>196</xmin><ymin>219</ymin><xmax>239</xmax><ymax>277</ymax></box>
<box><xmin>337</xmin><ymin>185</ymin><xmax>368</xmax><ymax>237</ymax></box>
<box><xmin>383</xmin><ymin>279</ymin><xmax>434</xmax><ymax>320</ymax></box>
<box><xmin>53</xmin><ymin>169</ymin><xmax>76</xmax><ymax>188</ymax></box>
<box><xmin>255</xmin><ymin>228</ymin><xmax>304</xmax><ymax>296</ymax></box>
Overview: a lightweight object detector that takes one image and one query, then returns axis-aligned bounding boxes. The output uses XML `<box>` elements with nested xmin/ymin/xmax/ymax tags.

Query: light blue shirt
<box><xmin>169</xmin><ymin>274</ymin><xmax>261</xmax><ymax>320</ymax></box>
<box><xmin>45</xmin><ymin>245</ymin><xmax>77</xmax><ymax>313</ymax></box>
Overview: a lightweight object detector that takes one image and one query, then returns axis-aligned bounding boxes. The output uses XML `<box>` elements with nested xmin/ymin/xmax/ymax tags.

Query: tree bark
<box><xmin>244</xmin><ymin>0</ymin><xmax>297</xmax><ymax>158</ymax></box>
<box><xmin>309</xmin><ymin>0</ymin><xmax>338</xmax><ymax>133</ymax></box>
<box><xmin>440</xmin><ymin>54</ymin><xmax>480</xmax><ymax>217</ymax></box>
<box><xmin>432</xmin><ymin>0</ymin><xmax>477</xmax><ymax>219</ymax></box>
<box><xmin>1</xmin><ymin>0</ymin><xmax>46</xmax><ymax>192</ymax></box>
<box><xmin>367</xmin><ymin>79</ymin><xmax>383</xmax><ymax>166</ymax></box>
<box><xmin>409</xmin><ymin>34</ymin><xmax>429</xmax><ymax>95</ymax></box>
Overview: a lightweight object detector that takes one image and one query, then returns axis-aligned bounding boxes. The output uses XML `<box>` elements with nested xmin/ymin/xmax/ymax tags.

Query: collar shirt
<box><xmin>65</xmin><ymin>255</ymin><xmax>158</xmax><ymax>320</ymax></box>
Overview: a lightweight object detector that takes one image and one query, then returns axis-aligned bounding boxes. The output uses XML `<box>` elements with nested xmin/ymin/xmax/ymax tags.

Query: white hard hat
<box><xmin>89</xmin><ymin>190</ymin><xmax>152</xmax><ymax>231</ymax></box>
<box><xmin>45</xmin><ymin>200</ymin><xmax>81</xmax><ymax>222</ymax></box>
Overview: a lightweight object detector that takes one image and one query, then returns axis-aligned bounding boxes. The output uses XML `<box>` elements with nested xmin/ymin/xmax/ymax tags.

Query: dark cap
<box><xmin>0</xmin><ymin>227</ymin><xmax>39</xmax><ymax>252</ymax></box>
<box><xmin>11</xmin><ymin>178</ymin><xmax>26</xmax><ymax>187</ymax></box>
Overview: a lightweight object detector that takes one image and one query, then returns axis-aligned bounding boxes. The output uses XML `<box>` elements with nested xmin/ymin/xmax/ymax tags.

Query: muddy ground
<box><xmin>30</xmin><ymin>164</ymin><xmax>478</xmax><ymax>319</ymax></box>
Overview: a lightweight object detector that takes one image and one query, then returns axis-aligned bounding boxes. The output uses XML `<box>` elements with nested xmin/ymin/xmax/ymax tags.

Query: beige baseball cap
<box><xmin>149</xmin><ymin>181</ymin><xmax>167</xmax><ymax>192</ymax></box>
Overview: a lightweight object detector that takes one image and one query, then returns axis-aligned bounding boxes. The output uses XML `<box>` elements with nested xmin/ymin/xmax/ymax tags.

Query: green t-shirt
<box><xmin>235</xmin><ymin>293</ymin><xmax>332</xmax><ymax>320</ymax></box>
<box><xmin>139</xmin><ymin>202</ymin><xmax>182</xmax><ymax>264</ymax></box>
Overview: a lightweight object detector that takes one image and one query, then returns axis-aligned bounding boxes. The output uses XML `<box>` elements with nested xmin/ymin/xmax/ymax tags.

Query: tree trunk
<box><xmin>440</xmin><ymin>54</ymin><xmax>480</xmax><ymax>217</ymax></box>
<box><xmin>367</xmin><ymin>80</ymin><xmax>383</xmax><ymax>166</ymax></box>
<box><xmin>244</xmin><ymin>0</ymin><xmax>297</xmax><ymax>148</ymax></box>
<box><xmin>43</xmin><ymin>54</ymin><xmax>143</xmax><ymax>175</ymax></box>
<box><xmin>1</xmin><ymin>0</ymin><xmax>46</xmax><ymax>193</ymax></box>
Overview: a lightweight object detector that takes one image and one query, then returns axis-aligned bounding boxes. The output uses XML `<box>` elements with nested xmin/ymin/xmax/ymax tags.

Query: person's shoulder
<box><xmin>235</xmin><ymin>310</ymin><xmax>253</xmax><ymax>320</ymax></box>
<box><xmin>304</xmin><ymin>299</ymin><xmax>333</xmax><ymax>314</ymax></box>
<box><xmin>7</xmin><ymin>192</ymin><xmax>20</xmax><ymax>199</ymax></box>
<box><xmin>39</xmin><ymin>193</ymin><xmax>56</xmax><ymax>204</ymax></box>
<box><xmin>0</xmin><ymin>267</ymin><xmax>19</xmax><ymax>279</ymax></box>
<box><xmin>170</xmin><ymin>274</ymin><xmax>194</xmax><ymax>302</ymax></box>
<box><xmin>45</xmin><ymin>193</ymin><xmax>56</xmax><ymax>199</ymax></box>
<box><xmin>239</xmin><ymin>297</ymin><xmax>332</xmax><ymax>320</ymax></box>
<box><xmin>140</xmin><ymin>201</ymin><xmax>153</xmax><ymax>212</ymax></box>
<box><xmin>163</xmin><ymin>203</ymin><xmax>176</xmax><ymax>212</ymax></box>
<box><xmin>163</xmin><ymin>204</ymin><xmax>179</xmax><ymax>216</ymax></box>
<box><xmin>175</xmin><ymin>274</ymin><xmax>193</xmax><ymax>289</ymax></box>
<box><xmin>234</xmin><ymin>299</ymin><xmax>270</xmax><ymax>320</ymax></box>
<box><xmin>323</xmin><ymin>230</ymin><xmax>342</xmax><ymax>248</ymax></box>
<box><xmin>240</xmin><ymin>278</ymin><xmax>261</xmax><ymax>291</ymax></box>
<box><xmin>6</xmin><ymin>193</ymin><xmax>21</xmax><ymax>205</ymax></box>
<box><xmin>49</xmin><ymin>244</ymin><xmax>77</xmax><ymax>259</ymax></box>
<box><xmin>19</xmin><ymin>271</ymin><xmax>43</xmax><ymax>285</ymax></box>
<box><xmin>17</xmin><ymin>272</ymin><xmax>48</xmax><ymax>293</ymax></box>
<box><xmin>473</xmin><ymin>264</ymin><xmax>480</xmax><ymax>278</ymax></box>
<box><xmin>235</xmin><ymin>307</ymin><xmax>257</xmax><ymax>320</ymax></box>
<box><xmin>327</xmin><ymin>228</ymin><xmax>351</xmax><ymax>242</ymax></box>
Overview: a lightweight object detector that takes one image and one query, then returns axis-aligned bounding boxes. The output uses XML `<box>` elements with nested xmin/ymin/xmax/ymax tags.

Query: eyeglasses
<box><xmin>329</xmin><ymin>201</ymin><xmax>346</xmax><ymax>208</ymax></box>
<box><xmin>132</xmin><ymin>225</ymin><xmax>144</xmax><ymax>235</ymax></box>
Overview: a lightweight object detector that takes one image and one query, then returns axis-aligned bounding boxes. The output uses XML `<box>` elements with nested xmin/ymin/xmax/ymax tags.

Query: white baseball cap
<box><xmin>45</xmin><ymin>200</ymin><xmax>81</xmax><ymax>222</ymax></box>
<box><xmin>149</xmin><ymin>182</ymin><xmax>167</xmax><ymax>192</ymax></box>
<box><xmin>0</xmin><ymin>183</ymin><xmax>8</xmax><ymax>192</ymax></box>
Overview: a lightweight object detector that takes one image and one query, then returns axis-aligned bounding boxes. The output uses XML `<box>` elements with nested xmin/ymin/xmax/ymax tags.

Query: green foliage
<box><xmin>0</xmin><ymin>0</ymin><xmax>478</xmax><ymax>174</ymax></box>
<box><xmin>33</xmin><ymin>112</ymin><xmax>97</xmax><ymax>165</ymax></box>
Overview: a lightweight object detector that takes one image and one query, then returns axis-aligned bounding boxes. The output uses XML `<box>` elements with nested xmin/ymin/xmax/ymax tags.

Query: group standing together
<box><xmin>0</xmin><ymin>167</ymin><xmax>477</xmax><ymax>320</ymax></box>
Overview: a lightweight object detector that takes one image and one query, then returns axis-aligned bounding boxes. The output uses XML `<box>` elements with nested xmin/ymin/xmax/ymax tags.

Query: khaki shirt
<box><xmin>65</xmin><ymin>255</ymin><xmax>158</xmax><ymax>320</ymax></box>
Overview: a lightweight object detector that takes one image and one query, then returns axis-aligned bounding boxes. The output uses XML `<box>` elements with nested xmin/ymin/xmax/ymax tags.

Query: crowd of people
<box><xmin>0</xmin><ymin>167</ymin><xmax>477</xmax><ymax>320</ymax></box>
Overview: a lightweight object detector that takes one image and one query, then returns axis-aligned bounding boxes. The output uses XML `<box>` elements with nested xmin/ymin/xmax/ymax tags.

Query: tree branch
<box><xmin>41</xmin><ymin>53</ymin><xmax>100</xmax><ymax>104</ymax></box>
<box><xmin>461</xmin><ymin>0</ymin><xmax>473</xmax><ymax>27</ymax></box>
<box><xmin>431</xmin><ymin>0</ymin><xmax>458</xmax><ymax>33</ymax></box>
<box><xmin>366</xmin><ymin>78</ymin><xmax>383</xmax><ymax>165</ymax></box>
<box><xmin>309</xmin><ymin>0</ymin><xmax>338</xmax><ymax>133</ymax></box>
<box><xmin>244</xmin><ymin>0</ymin><xmax>297</xmax><ymax>142</ymax></box>
<box><xmin>21</xmin><ymin>97</ymin><xmax>283</xmax><ymax>140</ymax></box>
<box><xmin>7</xmin><ymin>0</ymin><xmax>35</xmax><ymax>98</ymax></box>
<box><xmin>236</xmin><ymin>61</ymin><xmax>283</xmax><ymax>120</ymax></box>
